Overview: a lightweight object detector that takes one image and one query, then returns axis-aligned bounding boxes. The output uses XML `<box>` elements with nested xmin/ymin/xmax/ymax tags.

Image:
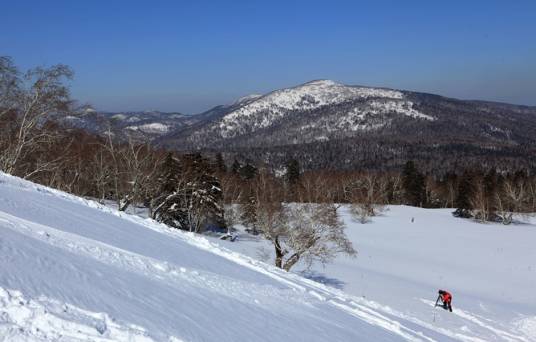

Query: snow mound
<box><xmin>0</xmin><ymin>287</ymin><xmax>156</xmax><ymax>342</ymax></box>
<box><xmin>514</xmin><ymin>317</ymin><xmax>536</xmax><ymax>340</ymax></box>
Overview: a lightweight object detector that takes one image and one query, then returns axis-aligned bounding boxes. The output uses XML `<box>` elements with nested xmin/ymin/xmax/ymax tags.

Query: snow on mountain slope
<box><xmin>232</xmin><ymin>94</ymin><xmax>263</xmax><ymax>105</ymax></box>
<box><xmin>214</xmin><ymin>206</ymin><xmax>536</xmax><ymax>342</ymax></box>
<box><xmin>0</xmin><ymin>173</ymin><xmax>475</xmax><ymax>342</ymax></box>
<box><xmin>217</xmin><ymin>80</ymin><xmax>433</xmax><ymax>138</ymax></box>
<box><xmin>127</xmin><ymin>122</ymin><xmax>170</xmax><ymax>134</ymax></box>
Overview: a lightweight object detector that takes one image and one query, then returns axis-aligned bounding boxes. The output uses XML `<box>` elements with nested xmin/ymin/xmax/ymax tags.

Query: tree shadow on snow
<box><xmin>299</xmin><ymin>271</ymin><xmax>346</xmax><ymax>290</ymax></box>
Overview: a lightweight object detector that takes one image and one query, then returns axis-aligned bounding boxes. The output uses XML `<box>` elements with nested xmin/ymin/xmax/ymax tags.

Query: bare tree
<box><xmin>348</xmin><ymin>173</ymin><xmax>386</xmax><ymax>224</ymax></box>
<box><xmin>219</xmin><ymin>172</ymin><xmax>243</xmax><ymax>234</ymax></box>
<box><xmin>0</xmin><ymin>58</ymin><xmax>73</xmax><ymax>176</ymax></box>
<box><xmin>91</xmin><ymin>145</ymin><xmax>114</xmax><ymax>203</ymax></box>
<box><xmin>254</xmin><ymin>171</ymin><xmax>355</xmax><ymax>271</ymax></box>
<box><xmin>495</xmin><ymin>192</ymin><xmax>513</xmax><ymax>225</ymax></box>
<box><xmin>280</xmin><ymin>203</ymin><xmax>356</xmax><ymax>271</ymax></box>
<box><xmin>470</xmin><ymin>177</ymin><xmax>489</xmax><ymax>222</ymax></box>
<box><xmin>117</xmin><ymin>135</ymin><xmax>162</xmax><ymax>211</ymax></box>
<box><xmin>0</xmin><ymin>56</ymin><xmax>20</xmax><ymax>121</ymax></box>
<box><xmin>253</xmin><ymin>170</ymin><xmax>287</xmax><ymax>267</ymax></box>
<box><xmin>528</xmin><ymin>177</ymin><xmax>536</xmax><ymax>212</ymax></box>
<box><xmin>444</xmin><ymin>175</ymin><xmax>458</xmax><ymax>208</ymax></box>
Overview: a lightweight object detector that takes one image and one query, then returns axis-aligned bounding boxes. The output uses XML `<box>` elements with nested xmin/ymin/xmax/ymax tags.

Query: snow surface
<box><xmin>0</xmin><ymin>173</ymin><xmax>460</xmax><ymax>341</ymax></box>
<box><xmin>214</xmin><ymin>206</ymin><xmax>536</xmax><ymax>342</ymax></box>
<box><xmin>1</xmin><ymin>173</ymin><xmax>534</xmax><ymax>341</ymax></box>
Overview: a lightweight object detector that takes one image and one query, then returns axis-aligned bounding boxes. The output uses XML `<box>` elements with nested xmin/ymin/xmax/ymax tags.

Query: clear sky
<box><xmin>2</xmin><ymin>0</ymin><xmax>535</xmax><ymax>113</ymax></box>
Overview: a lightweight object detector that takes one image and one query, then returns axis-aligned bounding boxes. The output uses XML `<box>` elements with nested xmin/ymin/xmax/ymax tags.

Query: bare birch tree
<box><xmin>0</xmin><ymin>57</ymin><xmax>73</xmax><ymax>176</ymax></box>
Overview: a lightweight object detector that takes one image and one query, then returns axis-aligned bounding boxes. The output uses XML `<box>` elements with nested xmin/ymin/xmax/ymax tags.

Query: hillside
<box><xmin>214</xmin><ymin>206</ymin><xmax>536</xmax><ymax>342</ymax></box>
<box><xmin>0</xmin><ymin>172</ymin><xmax>472</xmax><ymax>341</ymax></box>
<box><xmin>62</xmin><ymin>110</ymin><xmax>199</xmax><ymax>140</ymax></box>
<box><xmin>60</xmin><ymin>80</ymin><xmax>536</xmax><ymax>172</ymax></box>
<box><xmin>156</xmin><ymin>80</ymin><xmax>536</xmax><ymax>172</ymax></box>
<box><xmin>1</xmin><ymin>174</ymin><xmax>535</xmax><ymax>341</ymax></box>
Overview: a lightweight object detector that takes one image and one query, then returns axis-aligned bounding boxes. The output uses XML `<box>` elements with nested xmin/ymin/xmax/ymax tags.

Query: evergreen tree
<box><xmin>401</xmin><ymin>161</ymin><xmax>426</xmax><ymax>207</ymax></box>
<box><xmin>286</xmin><ymin>159</ymin><xmax>301</xmax><ymax>185</ymax></box>
<box><xmin>239</xmin><ymin>186</ymin><xmax>258</xmax><ymax>234</ymax></box>
<box><xmin>231</xmin><ymin>159</ymin><xmax>241</xmax><ymax>175</ymax></box>
<box><xmin>152</xmin><ymin>153</ymin><xmax>224</xmax><ymax>232</ymax></box>
<box><xmin>285</xmin><ymin>158</ymin><xmax>301</xmax><ymax>201</ymax></box>
<box><xmin>151</xmin><ymin>153</ymin><xmax>183</xmax><ymax>224</ymax></box>
<box><xmin>453</xmin><ymin>170</ymin><xmax>474</xmax><ymax>218</ymax></box>
<box><xmin>239</xmin><ymin>162</ymin><xmax>258</xmax><ymax>180</ymax></box>
<box><xmin>215</xmin><ymin>152</ymin><xmax>227</xmax><ymax>173</ymax></box>
<box><xmin>151</xmin><ymin>153</ymin><xmax>181</xmax><ymax>199</ymax></box>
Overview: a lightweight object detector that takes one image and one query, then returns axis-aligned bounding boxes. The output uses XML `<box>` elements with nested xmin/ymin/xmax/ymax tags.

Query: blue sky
<box><xmin>2</xmin><ymin>0</ymin><xmax>535</xmax><ymax>113</ymax></box>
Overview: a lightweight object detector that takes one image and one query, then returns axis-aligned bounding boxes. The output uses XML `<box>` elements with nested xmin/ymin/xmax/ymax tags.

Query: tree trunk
<box><xmin>119</xmin><ymin>195</ymin><xmax>131</xmax><ymax>212</ymax></box>
<box><xmin>283</xmin><ymin>253</ymin><xmax>300</xmax><ymax>272</ymax></box>
<box><xmin>274</xmin><ymin>238</ymin><xmax>284</xmax><ymax>269</ymax></box>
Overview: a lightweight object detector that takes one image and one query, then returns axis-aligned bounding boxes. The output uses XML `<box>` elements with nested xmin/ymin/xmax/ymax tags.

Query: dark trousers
<box><xmin>443</xmin><ymin>301</ymin><xmax>452</xmax><ymax>312</ymax></box>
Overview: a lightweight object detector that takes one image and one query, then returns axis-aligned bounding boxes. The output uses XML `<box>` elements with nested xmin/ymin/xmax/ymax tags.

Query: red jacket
<box><xmin>441</xmin><ymin>292</ymin><xmax>452</xmax><ymax>303</ymax></box>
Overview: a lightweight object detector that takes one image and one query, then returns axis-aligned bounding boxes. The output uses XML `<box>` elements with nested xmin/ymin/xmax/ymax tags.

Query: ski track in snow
<box><xmin>1</xmin><ymin>172</ymin><xmax>535</xmax><ymax>341</ymax></box>
<box><xmin>419</xmin><ymin>299</ymin><xmax>529</xmax><ymax>342</ymax></box>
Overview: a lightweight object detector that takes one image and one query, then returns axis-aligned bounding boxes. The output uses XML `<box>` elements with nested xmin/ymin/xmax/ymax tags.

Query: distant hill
<box><xmin>65</xmin><ymin>80</ymin><xmax>536</xmax><ymax>172</ymax></box>
<box><xmin>158</xmin><ymin>80</ymin><xmax>536</xmax><ymax>172</ymax></box>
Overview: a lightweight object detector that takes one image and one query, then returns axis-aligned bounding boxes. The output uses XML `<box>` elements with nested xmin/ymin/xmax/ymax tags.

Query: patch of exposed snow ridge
<box><xmin>367</xmin><ymin>100</ymin><xmax>434</xmax><ymax>120</ymax></box>
<box><xmin>232</xmin><ymin>94</ymin><xmax>263</xmax><ymax>105</ymax></box>
<box><xmin>127</xmin><ymin>122</ymin><xmax>169</xmax><ymax>134</ymax></box>
<box><xmin>111</xmin><ymin>113</ymin><xmax>128</xmax><ymax>120</ymax></box>
<box><xmin>218</xmin><ymin>80</ymin><xmax>432</xmax><ymax>138</ymax></box>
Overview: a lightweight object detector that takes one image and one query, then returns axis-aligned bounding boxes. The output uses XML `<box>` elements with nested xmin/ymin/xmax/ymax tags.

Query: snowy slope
<box><xmin>0</xmin><ymin>173</ymin><xmax>481</xmax><ymax>342</ymax></box>
<box><xmin>215</xmin><ymin>206</ymin><xmax>536</xmax><ymax>342</ymax></box>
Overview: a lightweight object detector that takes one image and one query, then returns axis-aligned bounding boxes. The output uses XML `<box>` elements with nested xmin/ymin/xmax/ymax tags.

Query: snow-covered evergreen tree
<box><xmin>152</xmin><ymin>153</ymin><xmax>224</xmax><ymax>232</ymax></box>
<box><xmin>453</xmin><ymin>170</ymin><xmax>474</xmax><ymax>218</ymax></box>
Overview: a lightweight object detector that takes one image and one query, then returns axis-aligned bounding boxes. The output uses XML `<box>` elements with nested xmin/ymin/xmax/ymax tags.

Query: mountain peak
<box><xmin>209</xmin><ymin>80</ymin><xmax>432</xmax><ymax>140</ymax></box>
<box><xmin>232</xmin><ymin>94</ymin><xmax>263</xmax><ymax>105</ymax></box>
<box><xmin>301</xmin><ymin>79</ymin><xmax>341</xmax><ymax>87</ymax></box>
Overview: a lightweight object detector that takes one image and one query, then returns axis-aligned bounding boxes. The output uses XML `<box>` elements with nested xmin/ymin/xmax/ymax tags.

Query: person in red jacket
<box><xmin>438</xmin><ymin>290</ymin><xmax>453</xmax><ymax>312</ymax></box>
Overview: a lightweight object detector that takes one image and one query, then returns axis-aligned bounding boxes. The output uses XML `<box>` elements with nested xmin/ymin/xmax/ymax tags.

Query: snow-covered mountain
<box><xmin>217</xmin><ymin>80</ymin><xmax>433</xmax><ymax>138</ymax></box>
<box><xmin>159</xmin><ymin>80</ymin><xmax>536</xmax><ymax>152</ymax></box>
<box><xmin>156</xmin><ymin>80</ymin><xmax>536</xmax><ymax>171</ymax></box>
<box><xmin>160</xmin><ymin>80</ymin><xmax>439</xmax><ymax>148</ymax></box>
<box><xmin>60</xmin><ymin>80</ymin><xmax>536</xmax><ymax>171</ymax></box>
<box><xmin>62</xmin><ymin>110</ymin><xmax>200</xmax><ymax>140</ymax></box>
<box><xmin>1</xmin><ymin>173</ymin><xmax>534</xmax><ymax>341</ymax></box>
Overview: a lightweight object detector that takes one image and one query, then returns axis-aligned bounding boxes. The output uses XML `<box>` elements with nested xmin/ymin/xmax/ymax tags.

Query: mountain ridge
<box><xmin>62</xmin><ymin>80</ymin><xmax>536</xmax><ymax>172</ymax></box>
